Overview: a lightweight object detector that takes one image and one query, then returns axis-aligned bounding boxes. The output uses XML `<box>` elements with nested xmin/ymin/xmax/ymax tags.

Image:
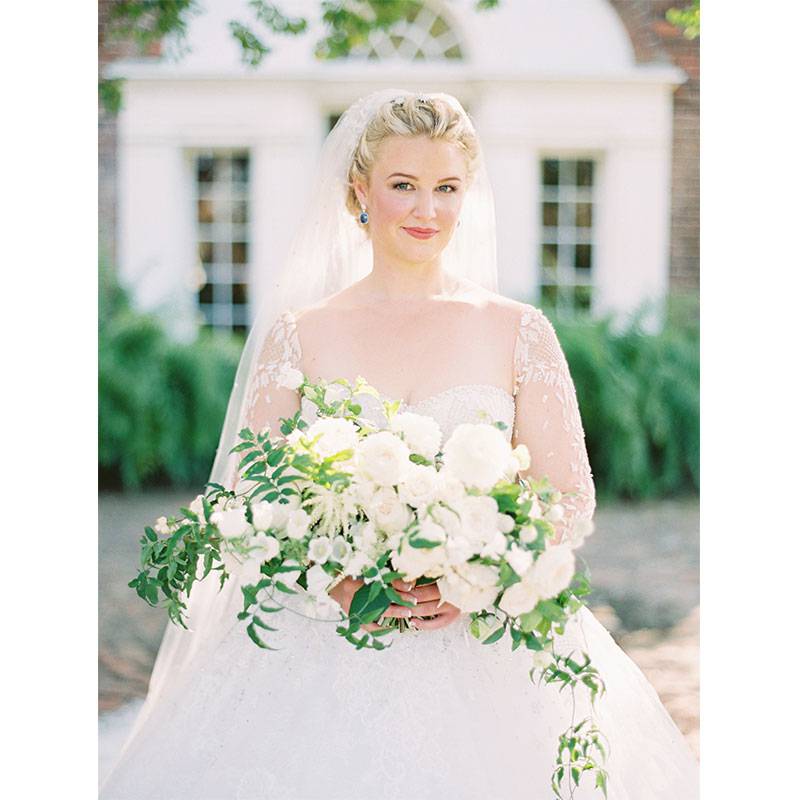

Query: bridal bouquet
<box><xmin>131</xmin><ymin>374</ymin><xmax>609</xmax><ymax>798</ymax></box>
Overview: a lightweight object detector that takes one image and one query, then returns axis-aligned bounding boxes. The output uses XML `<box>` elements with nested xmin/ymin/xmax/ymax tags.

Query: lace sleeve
<box><xmin>241</xmin><ymin>309</ymin><xmax>303</xmax><ymax>440</ymax></box>
<box><xmin>512</xmin><ymin>305</ymin><xmax>596</xmax><ymax>545</ymax></box>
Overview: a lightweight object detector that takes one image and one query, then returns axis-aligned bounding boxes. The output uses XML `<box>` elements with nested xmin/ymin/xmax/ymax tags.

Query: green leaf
<box><xmin>348</xmin><ymin>582</ymin><xmax>391</xmax><ymax>624</ymax></box>
<box><xmin>482</xmin><ymin>625</ymin><xmax>506</xmax><ymax>645</ymax></box>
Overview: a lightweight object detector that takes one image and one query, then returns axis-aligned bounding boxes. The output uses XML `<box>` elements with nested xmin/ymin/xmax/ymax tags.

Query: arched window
<box><xmin>351</xmin><ymin>1</ymin><xmax>463</xmax><ymax>61</ymax></box>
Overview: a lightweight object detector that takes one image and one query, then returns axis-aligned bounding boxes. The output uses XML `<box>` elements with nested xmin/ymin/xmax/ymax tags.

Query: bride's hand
<box><xmin>327</xmin><ymin>576</ymin><xmax>419</xmax><ymax>632</ymax></box>
<box><xmin>391</xmin><ymin>578</ymin><xmax>462</xmax><ymax>630</ymax></box>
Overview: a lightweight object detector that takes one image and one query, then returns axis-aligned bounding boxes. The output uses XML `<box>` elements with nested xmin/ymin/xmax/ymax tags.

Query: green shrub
<box><xmin>554</xmin><ymin>295</ymin><xmax>699</xmax><ymax>499</ymax></box>
<box><xmin>99</xmin><ymin>268</ymin><xmax>242</xmax><ymax>489</ymax></box>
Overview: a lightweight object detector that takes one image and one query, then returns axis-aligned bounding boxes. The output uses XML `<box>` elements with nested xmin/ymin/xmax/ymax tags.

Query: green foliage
<box><xmin>666</xmin><ymin>0</ymin><xmax>700</xmax><ymax>40</ymax></box>
<box><xmin>99</xmin><ymin>0</ymin><xmax>501</xmax><ymax>113</ymax></box>
<box><xmin>99</xmin><ymin>265</ymin><xmax>242</xmax><ymax>488</ymax></box>
<box><xmin>553</xmin><ymin>295</ymin><xmax>700</xmax><ymax>499</ymax></box>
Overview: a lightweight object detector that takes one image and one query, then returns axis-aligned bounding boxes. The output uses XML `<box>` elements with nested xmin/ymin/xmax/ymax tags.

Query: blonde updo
<box><xmin>345</xmin><ymin>94</ymin><xmax>479</xmax><ymax>223</ymax></box>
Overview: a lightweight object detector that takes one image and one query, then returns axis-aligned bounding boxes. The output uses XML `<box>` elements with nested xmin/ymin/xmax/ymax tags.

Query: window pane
<box><xmin>232</xmin><ymin>283</ymin><xmax>248</xmax><ymax>305</ymax></box>
<box><xmin>197</xmin><ymin>157</ymin><xmax>214</xmax><ymax>183</ymax></box>
<box><xmin>198</xmin><ymin>241</ymin><xmax>214</xmax><ymax>264</ymax></box>
<box><xmin>199</xmin><ymin>282</ymin><xmax>214</xmax><ymax>304</ymax></box>
<box><xmin>542</xmin><ymin>160</ymin><xmax>559</xmax><ymax>186</ymax></box>
<box><xmin>575</xmin><ymin>284</ymin><xmax>592</xmax><ymax>311</ymax></box>
<box><xmin>540</xmin><ymin>284</ymin><xmax>558</xmax><ymax>306</ymax></box>
<box><xmin>541</xmin><ymin>243</ymin><xmax>558</xmax><ymax>268</ymax></box>
<box><xmin>232</xmin><ymin>156</ymin><xmax>249</xmax><ymax>184</ymax></box>
<box><xmin>542</xmin><ymin>202</ymin><xmax>559</xmax><ymax>227</ymax></box>
<box><xmin>576</xmin><ymin>160</ymin><xmax>594</xmax><ymax>187</ymax></box>
<box><xmin>232</xmin><ymin>242</ymin><xmax>248</xmax><ymax>264</ymax></box>
<box><xmin>575</xmin><ymin>202</ymin><xmax>593</xmax><ymax>228</ymax></box>
<box><xmin>575</xmin><ymin>244</ymin><xmax>592</xmax><ymax>270</ymax></box>
<box><xmin>197</xmin><ymin>199</ymin><xmax>214</xmax><ymax>224</ymax></box>
<box><xmin>232</xmin><ymin>201</ymin><xmax>248</xmax><ymax>224</ymax></box>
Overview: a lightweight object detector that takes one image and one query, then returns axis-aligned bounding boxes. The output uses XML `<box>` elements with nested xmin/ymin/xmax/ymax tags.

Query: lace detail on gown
<box><xmin>512</xmin><ymin>304</ymin><xmax>596</xmax><ymax>544</ymax></box>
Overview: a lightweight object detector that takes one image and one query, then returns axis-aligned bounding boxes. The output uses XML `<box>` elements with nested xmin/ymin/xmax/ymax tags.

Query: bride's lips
<box><xmin>402</xmin><ymin>227</ymin><xmax>439</xmax><ymax>240</ymax></box>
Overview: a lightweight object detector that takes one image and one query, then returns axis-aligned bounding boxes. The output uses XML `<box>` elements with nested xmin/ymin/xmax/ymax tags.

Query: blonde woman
<box><xmin>101</xmin><ymin>90</ymin><xmax>698</xmax><ymax>799</ymax></box>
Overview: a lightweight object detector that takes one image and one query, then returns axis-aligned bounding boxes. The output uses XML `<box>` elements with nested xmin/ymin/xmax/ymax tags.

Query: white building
<box><xmin>107</xmin><ymin>0</ymin><xmax>686</xmax><ymax>339</ymax></box>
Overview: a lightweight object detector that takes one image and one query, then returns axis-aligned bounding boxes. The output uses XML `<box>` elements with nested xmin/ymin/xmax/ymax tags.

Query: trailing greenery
<box><xmin>553</xmin><ymin>295</ymin><xmax>699</xmax><ymax>500</ymax></box>
<box><xmin>99</xmin><ymin>266</ymin><xmax>243</xmax><ymax>488</ymax></box>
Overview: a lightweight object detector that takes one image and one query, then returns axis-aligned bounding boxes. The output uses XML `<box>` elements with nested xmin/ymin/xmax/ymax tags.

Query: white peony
<box><xmin>429</xmin><ymin>504</ymin><xmax>462</xmax><ymax>538</ymax></box>
<box><xmin>210</xmin><ymin>507</ymin><xmax>251</xmax><ymax>539</ymax></box>
<box><xmin>441</xmin><ymin>423</ymin><xmax>512</xmax><ymax>491</ymax></box>
<box><xmin>438</xmin><ymin>562</ymin><xmax>500</xmax><ymax>614</ymax></box>
<box><xmin>250</xmin><ymin>501</ymin><xmax>274</xmax><ymax>532</ymax></box>
<box><xmin>367</xmin><ymin>487</ymin><xmax>412</xmax><ymax>533</ymax></box>
<box><xmin>390</xmin><ymin>412</ymin><xmax>442</xmax><ymax>461</ymax></box>
<box><xmin>530</xmin><ymin>544</ymin><xmax>575</xmax><ymax>599</ymax></box>
<box><xmin>221</xmin><ymin>549</ymin><xmax>263</xmax><ymax>584</ymax></box>
<box><xmin>308</xmin><ymin>536</ymin><xmax>333</xmax><ymax>564</ymax></box>
<box><xmin>277</xmin><ymin>365</ymin><xmax>304</xmax><ymax>391</ymax></box>
<box><xmin>305</xmin><ymin>417</ymin><xmax>359</xmax><ymax>462</ymax></box>
<box><xmin>305</xmin><ymin>564</ymin><xmax>332</xmax><ymax>597</ymax></box>
<box><xmin>397</xmin><ymin>463</ymin><xmax>441</xmax><ymax>508</ymax></box>
<box><xmin>286</xmin><ymin>508</ymin><xmax>311</xmax><ymax>540</ymax></box>
<box><xmin>506</xmin><ymin>543</ymin><xmax>534</xmax><ymax>577</ymax></box>
<box><xmin>356</xmin><ymin>431</ymin><xmax>411</xmax><ymax>487</ymax></box>
<box><xmin>497</xmin><ymin>513</ymin><xmax>515</xmax><ymax>534</ymax></box>
<box><xmin>437</xmin><ymin>473</ymin><xmax>467</xmax><ymax>505</ymax></box>
<box><xmin>270</xmin><ymin>495</ymin><xmax>300</xmax><ymax>534</ymax></box>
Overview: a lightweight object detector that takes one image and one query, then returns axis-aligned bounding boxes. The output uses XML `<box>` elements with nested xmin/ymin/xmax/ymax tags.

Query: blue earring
<box><xmin>359</xmin><ymin>207</ymin><xmax>369</xmax><ymax>224</ymax></box>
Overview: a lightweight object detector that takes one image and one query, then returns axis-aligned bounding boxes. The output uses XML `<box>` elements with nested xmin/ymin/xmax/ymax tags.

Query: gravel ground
<box><xmin>99</xmin><ymin>491</ymin><xmax>700</xmax><ymax>761</ymax></box>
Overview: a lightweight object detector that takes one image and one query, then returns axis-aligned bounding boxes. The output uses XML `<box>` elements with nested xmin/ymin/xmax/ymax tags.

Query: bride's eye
<box><xmin>438</xmin><ymin>184</ymin><xmax>457</xmax><ymax>193</ymax></box>
<box><xmin>392</xmin><ymin>181</ymin><xmax>412</xmax><ymax>191</ymax></box>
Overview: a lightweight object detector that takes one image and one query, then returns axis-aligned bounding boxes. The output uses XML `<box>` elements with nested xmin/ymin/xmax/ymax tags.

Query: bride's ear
<box><xmin>352</xmin><ymin>179</ymin><xmax>369</xmax><ymax>209</ymax></box>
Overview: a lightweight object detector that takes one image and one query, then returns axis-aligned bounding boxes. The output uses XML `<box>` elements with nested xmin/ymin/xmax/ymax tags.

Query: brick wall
<box><xmin>609</xmin><ymin>0</ymin><xmax>700</xmax><ymax>293</ymax></box>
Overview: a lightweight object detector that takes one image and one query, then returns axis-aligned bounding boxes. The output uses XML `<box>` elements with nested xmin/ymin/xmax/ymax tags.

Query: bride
<box><xmin>101</xmin><ymin>90</ymin><xmax>699</xmax><ymax>799</ymax></box>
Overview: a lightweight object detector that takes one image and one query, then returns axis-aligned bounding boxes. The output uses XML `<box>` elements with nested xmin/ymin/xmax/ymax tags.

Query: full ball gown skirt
<box><xmin>101</xmin><ymin>312</ymin><xmax>699</xmax><ymax>799</ymax></box>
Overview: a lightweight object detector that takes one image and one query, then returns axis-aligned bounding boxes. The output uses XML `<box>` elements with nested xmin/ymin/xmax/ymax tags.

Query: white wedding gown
<box><xmin>100</xmin><ymin>305</ymin><xmax>699</xmax><ymax>800</ymax></box>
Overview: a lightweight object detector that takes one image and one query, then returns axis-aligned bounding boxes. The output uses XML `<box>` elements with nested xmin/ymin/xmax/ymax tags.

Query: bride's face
<box><xmin>355</xmin><ymin>135</ymin><xmax>468</xmax><ymax>263</ymax></box>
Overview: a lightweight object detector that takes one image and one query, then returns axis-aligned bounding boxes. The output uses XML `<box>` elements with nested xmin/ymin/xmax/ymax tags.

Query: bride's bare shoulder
<box><xmin>459</xmin><ymin>279</ymin><xmax>537</xmax><ymax>331</ymax></box>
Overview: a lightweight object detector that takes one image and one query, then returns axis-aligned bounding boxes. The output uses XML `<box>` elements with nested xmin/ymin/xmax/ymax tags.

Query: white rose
<box><xmin>308</xmin><ymin>536</ymin><xmax>333</xmax><ymax>564</ymax></box>
<box><xmin>210</xmin><ymin>507</ymin><xmax>251</xmax><ymax>539</ymax></box>
<box><xmin>437</xmin><ymin>473</ymin><xmax>467</xmax><ymax>505</ymax></box>
<box><xmin>343</xmin><ymin>551</ymin><xmax>373</xmax><ymax>579</ymax></box>
<box><xmin>305</xmin><ymin>564</ymin><xmax>332</xmax><ymax>597</ymax></box>
<box><xmin>250</xmin><ymin>501</ymin><xmax>274</xmax><ymax>532</ymax></box>
<box><xmin>506</xmin><ymin>543</ymin><xmax>534</xmax><ymax>577</ymax></box>
<box><xmin>367</xmin><ymin>487</ymin><xmax>412</xmax><ymax>533</ymax></box>
<box><xmin>286</xmin><ymin>508</ymin><xmax>311</xmax><ymax>540</ymax></box>
<box><xmin>454</xmin><ymin>495</ymin><xmax>501</xmax><ymax>550</ymax></box>
<box><xmin>188</xmin><ymin>495</ymin><xmax>207</xmax><ymax>524</ymax></box>
<box><xmin>390</xmin><ymin>412</ymin><xmax>442</xmax><ymax>461</ymax></box>
<box><xmin>498</xmin><ymin>576</ymin><xmax>541</xmax><ymax>618</ymax></box>
<box><xmin>441</xmin><ymin>423</ymin><xmax>512</xmax><ymax>491</ymax></box>
<box><xmin>356</xmin><ymin>431</ymin><xmax>411</xmax><ymax>487</ymax></box>
<box><xmin>277</xmin><ymin>365</ymin><xmax>304</xmax><ymax>391</ymax></box>
<box><xmin>270</xmin><ymin>496</ymin><xmax>299</xmax><ymax>533</ymax></box>
<box><xmin>392</xmin><ymin>538</ymin><xmax>447</xmax><ymax>583</ymax></box>
<box><xmin>221</xmin><ymin>549</ymin><xmax>263</xmax><ymax>584</ymax></box>
<box><xmin>497</xmin><ymin>513</ymin><xmax>515</xmax><ymax>534</ymax></box>
<box><xmin>429</xmin><ymin>504</ymin><xmax>462</xmax><ymax>538</ymax></box>
<box><xmin>480</xmin><ymin>530</ymin><xmax>508</xmax><ymax>559</ymax></box>
<box><xmin>444</xmin><ymin>534</ymin><xmax>474</xmax><ymax>565</ymax></box>
<box><xmin>397</xmin><ymin>463</ymin><xmax>441</xmax><ymax>508</ymax></box>
<box><xmin>306</xmin><ymin>417</ymin><xmax>359</xmax><ymax>462</ymax></box>
<box><xmin>530</xmin><ymin>544</ymin><xmax>575</xmax><ymax>599</ymax></box>
<box><xmin>438</xmin><ymin>562</ymin><xmax>500</xmax><ymax>613</ymax></box>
